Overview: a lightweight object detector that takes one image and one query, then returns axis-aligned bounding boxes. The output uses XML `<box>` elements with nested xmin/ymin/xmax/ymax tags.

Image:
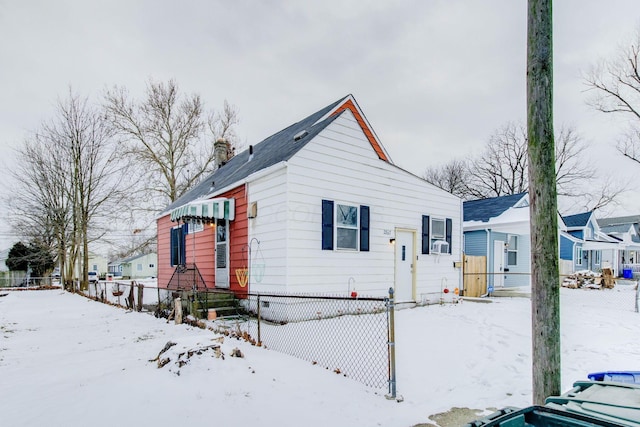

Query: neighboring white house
<box><xmin>120</xmin><ymin>253</ymin><xmax>157</xmax><ymax>279</ymax></box>
<box><xmin>87</xmin><ymin>253</ymin><xmax>108</xmax><ymax>276</ymax></box>
<box><xmin>157</xmin><ymin>95</ymin><xmax>464</xmax><ymax>304</ymax></box>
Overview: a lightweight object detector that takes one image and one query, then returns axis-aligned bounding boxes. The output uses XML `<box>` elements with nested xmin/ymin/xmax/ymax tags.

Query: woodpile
<box><xmin>561</xmin><ymin>269</ymin><xmax>615</xmax><ymax>289</ymax></box>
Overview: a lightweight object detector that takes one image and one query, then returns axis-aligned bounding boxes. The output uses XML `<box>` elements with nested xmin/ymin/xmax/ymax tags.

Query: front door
<box><xmin>215</xmin><ymin>218</ymin><xmax>230</xmax><ymax>288</ymax></box>
<box><xmin>493</xmin><ymin>240</ymin><xmax>505</xmax><ymax>288</ymax></box>
<box><xmin>394</xmin><ymin>230</ymin><xmax>415</xmax><ymax>302</ymax></box>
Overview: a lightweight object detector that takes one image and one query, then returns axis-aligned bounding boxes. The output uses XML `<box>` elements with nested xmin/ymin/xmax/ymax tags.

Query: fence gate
<box><xmin>463</xmin><ymin>254</ymin><xmax>487</xmax><ymax>297</ymax></box>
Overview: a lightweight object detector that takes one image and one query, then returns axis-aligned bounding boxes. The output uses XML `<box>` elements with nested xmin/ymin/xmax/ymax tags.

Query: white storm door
<box><xmin>215</xmin><ymin>218</ymin><xmax>230</xmax><ymax>288</ymax></box>
<box><xmin>394</xmin><ymin>230</ymin><xmax>415</xmax><ymax>302</ymax></box>
<box><xmin>493</xmin><ymin>240</ymin><xmax>504</xmax><ymax>288</ymax></box>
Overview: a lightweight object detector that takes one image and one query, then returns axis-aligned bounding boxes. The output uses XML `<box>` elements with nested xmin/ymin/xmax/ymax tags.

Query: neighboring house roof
<box><xmin>597</xmin><ymin>215</ymin><xmax>640</xmax><ymax>227</ymax></box>
<box><xmin>161</xmin><ymin>95</ymin><xmax>389</xmax><ymax>216</ymax></box>
<box><xmin>120</xmin><ymin>253</ymin><xmax>156</xmax><ymax>264</ymax></box>
<box><xmin>600</xmin><ymin>224</ymin><xmax>634</xmax><ymax>234</ymax></box>
<box><xmin>463</xmin><ymin>193</ymin><xmax>527</xmax><ymax>222</ymax></box>
<box><xmin>562</xmin><ymin>211</ymin><xmax>593</xmax><ymax>228</ymax></box>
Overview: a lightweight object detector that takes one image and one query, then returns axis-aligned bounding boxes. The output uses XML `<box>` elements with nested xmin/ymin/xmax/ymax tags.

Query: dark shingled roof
<box><xmin>562</xmin><ymin>211</ymin><xmax>593</xmax><ymax>228</ymax></box>
<box><xmin>463</xmin><ymin>193</ymin><xmax>527</xmax><ymax>222</ymax></box>
<box><xmin>161</xmin><ymin>95</ymin><xmax>349</xmax><ymax>215</ymax></box>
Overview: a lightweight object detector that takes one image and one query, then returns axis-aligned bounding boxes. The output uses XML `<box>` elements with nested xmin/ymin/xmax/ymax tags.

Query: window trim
<box><xmin>321</xmin><ymin>200</ymin><xmax>370</xmax><ymax>252</ymax></box>
<box><xmin>188</xmin><ymin>220</ymin><xmax>204</xmax><ymax>234</ymax></box>
<box><xmin>507</xmin><ymin>235</ymin><xmax>518</xmax><ymax>266</ymax></box>
<box><xmin>170</xmin><ymin>223</ymin><xmax>187</xmax><ymax>266</ymax></box>
<box><xmin>576</xmin><ymin>246</ymin><xmax>583</xmax><ymax>266</ymax></box>
<box><xmin>422</xmin><ymin>215</ymin><xmax>453</xmax><ymax>255</ymax></box>
<box><xmin>336</xmin><ymin>203</ymin><xmax>359</xmax><ymax>251</ymax></box>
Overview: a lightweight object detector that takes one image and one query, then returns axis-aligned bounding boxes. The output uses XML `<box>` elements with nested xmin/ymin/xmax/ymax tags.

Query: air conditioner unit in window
<box><xmin>432</xmin><ymin>240</ymin><xmax>449</xmax><ymax>254</ymax></box>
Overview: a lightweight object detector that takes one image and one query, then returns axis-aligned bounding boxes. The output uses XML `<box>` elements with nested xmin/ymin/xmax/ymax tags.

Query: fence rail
<box><xmin>77</xmin><ymin>282</ymin><xmax>397</xmax><ymax>395</ymax></box>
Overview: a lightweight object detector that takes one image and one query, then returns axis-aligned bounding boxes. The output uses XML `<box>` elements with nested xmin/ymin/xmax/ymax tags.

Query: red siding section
<box><xmin>227</xmin><ymin>185</ymin><xmax>248</xmax><ymax>295</ymax></box>
<box><xmin>331</xmin><ymin>99</ymin><xmax>389</xmax><ymax>162</ymax></box>
<box><xmin>157</xmin><ymin>184</ymin><xmax>248</xmax><ymax>296</ymax></box>
<box><xmin>157</xmin><ymin>215</ymin><xmax>173</xmax><ymax>289</ymax></box>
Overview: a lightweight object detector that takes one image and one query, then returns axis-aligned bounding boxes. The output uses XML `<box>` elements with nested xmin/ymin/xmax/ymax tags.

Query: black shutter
<box><xmin>180</xmin><ymin>224</ymin><xmax>187</xmax><ymax>265</ymax></box>
<box><xmin>445</xmin><ymin>218</ymin><xmax>452</xmax><ymax>254</ymax></box>
<box><xmin>360</xmin><ymin>205</ymin><xmax>370</xmax><ymax>252</ymax></box>
<box><xmin>322</xmin><ymin>200</ymin><xmax>334</xmax><ymax>250</ymax></box>
<box><xmin>170</xmin><ymin>227</ymin><xmax>178</xmax><ymax>266</ymax></box>
<box><xmin>422</xmin><ymin>215</ymin><xmax>430</xmax><ymax>254</ymax></box>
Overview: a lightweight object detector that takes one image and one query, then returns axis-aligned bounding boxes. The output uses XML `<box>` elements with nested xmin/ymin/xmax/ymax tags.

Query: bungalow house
<box><xmin>107</xmin><ymin>259</ymin><xmax>124</xmax><ymax>278</ymax></box>
<box><xmin>157</xmin><ymin>95</ymin><xmax>463</xmax><ymax>304</ymax></box>
<box><xmin>597</xmin><ymin>215</ymin><xmax>640</xmax><ymax>276</ymax></box>
<box><xmin>120</xmin><ymin>253</ymin><xmax>157</xmax><ymax>279</ymax></box>
<box><xmin>463</xmin><ymin>193</ymin><xmax>531</xmax><ymax>290</ymax></box>
<box><xmin>560</xmin><ymin>211</ymin><xmax>621</xmax><ymax>276</ymax></box>
<box><xmin>87</xmin><ymin>253</ymin><xmax>108</xmax><ymax>276</ymax></box>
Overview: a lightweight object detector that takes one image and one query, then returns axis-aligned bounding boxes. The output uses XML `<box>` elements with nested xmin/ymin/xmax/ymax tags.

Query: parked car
<box><xmin>88</xmin><ymin>271</ymin><xmax>99</xmax><ymax>283</ymax></box>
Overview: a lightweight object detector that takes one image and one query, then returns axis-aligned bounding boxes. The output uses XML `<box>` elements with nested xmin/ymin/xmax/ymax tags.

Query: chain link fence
<box><xmin>78</xmin><ymin>281</ymin><xmax>397</xmax><ymax>394</ymax></box>
<box><xmin>237</xmin><ymin>292</ymin><xmax>392</xmax><ymax>390</ymax></box>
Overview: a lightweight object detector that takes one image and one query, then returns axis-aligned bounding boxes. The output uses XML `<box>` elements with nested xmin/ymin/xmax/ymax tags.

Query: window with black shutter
<box><xmin>322</xmin><ymin>200</ymin><xmax>370</xmax><ymax>252</ymax></box>
<box><xmin>360</xmin><ymin>205</ymin><xmax>370</xmax><ymax>252</ymax></box>
<box><xmin>422</xmin><ymin>215</ymin><xmax>430</xmax><ymax>254</ymax></box>
<box><xmin>322</xmin><ymin>200</ymin><xmax>334</xmax><ymax>250</ymax></box>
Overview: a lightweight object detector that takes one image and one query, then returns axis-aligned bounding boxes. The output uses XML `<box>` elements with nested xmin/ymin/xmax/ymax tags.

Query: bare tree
<box><xmin>427</xmin><ymin>122</ymin><xmax>622</xmax><ymax>209</ymax></box>
<box><xmin>422</xmin><ymin>158</ymin><xmax>470</xmax><ymax>198</ymax></box>
<box><xmin>10</xmin><ymin>89</ymin><xmax>122</xmax><ymax>290</ymax></box>
<box><xmin>467</xmin><ymin>122</ymin><xmax>529</xmax><ymax>198</ymax></box>
<box><xmin>585</xmin><ymin>29</ymin><xmax>640</xmax><ymax>163</ymax></box>
<box><xmin>10</xmin><ymin>135</ymin><xmax>71</xmax><ymax>282</ymax></box>
<box><xmin>104</xmin><ymin>79</ymin><xmax>240</xmax><ymax>206</ymax></box>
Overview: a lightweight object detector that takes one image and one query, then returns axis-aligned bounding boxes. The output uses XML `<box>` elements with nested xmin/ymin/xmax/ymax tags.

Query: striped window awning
<box><xmin>170</xmin><ymin>198</ymin><xmax>235</xmax><ymax>222</ymax></box>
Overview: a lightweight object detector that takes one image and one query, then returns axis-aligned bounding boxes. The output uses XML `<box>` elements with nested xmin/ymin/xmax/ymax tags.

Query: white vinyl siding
<box><xmin>245</xmin><ymin>109</ymin><xmax>462</xmax><ymax>297</ymax></box>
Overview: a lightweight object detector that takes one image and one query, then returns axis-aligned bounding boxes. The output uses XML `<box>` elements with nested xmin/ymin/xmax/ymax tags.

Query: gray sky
<box><xmin>1</xmin><ymin>0</ymin><xmax>639</xmax><ymax>248</ymax></box>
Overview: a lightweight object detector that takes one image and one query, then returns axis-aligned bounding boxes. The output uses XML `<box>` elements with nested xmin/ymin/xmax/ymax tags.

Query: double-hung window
<box><xmin>421</xmin><ymin>215</ymin><xmax>453</xmax><ymax>254</ymax></box>
<box><xmin>431</xmin><ymin>218</ymin><xmax>445</xmax><ymax>249</ymax></box>
<box><xmin>507</xmin><ymin>235</ymin><xmax>518</xmax><ymax>266</ymax></box>
<box><xmin>336</xmin><ymin>204</ymin><xmax>358</xmax><ymax>250</ymax></box>
<box><xmin>576</xmin><ymin>247</ymin><xmax>583</xmax><ymax>266</ymax></box>
<box><xmin>170</xmin><ymin>223</ymin><xmax>187</xmax><ymax>266</ymax></box>
<box><xmin>321</xmin><ymin>200</ymin><xmax>369</xmax><ymax>252</ymax></box>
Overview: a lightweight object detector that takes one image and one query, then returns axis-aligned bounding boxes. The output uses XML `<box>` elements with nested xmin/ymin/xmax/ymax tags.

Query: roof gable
<box><xmin>162</xmin><ymin>95</ymin><xmax>390</xmax><ymax>215</ymax></box>
<box><xmin>329</xmin><ymin>98</ymin><xmax>389</xmax><ymax>161</ymax></box>
<box><xmin>463</xmin><ymin>193</ymin><xmax>528</xmax><ymax>222</ymax></box>
<box><xmin>562</xmin><ymin>211</ymin><xmax>594</xmax><ymax>228</ymax></box>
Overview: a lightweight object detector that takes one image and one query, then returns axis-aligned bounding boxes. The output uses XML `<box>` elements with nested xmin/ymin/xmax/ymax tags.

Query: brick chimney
<box><xmin>214</xmin><ymin>138</ymin><xmax>229</xmax><ymax>168</ymax></box>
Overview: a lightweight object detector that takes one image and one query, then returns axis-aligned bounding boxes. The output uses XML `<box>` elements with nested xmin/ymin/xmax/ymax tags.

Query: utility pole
<box><xmin>527</xmin><ymin>0</ymin><xmax>561</xmax><ymax>404</ymax></box>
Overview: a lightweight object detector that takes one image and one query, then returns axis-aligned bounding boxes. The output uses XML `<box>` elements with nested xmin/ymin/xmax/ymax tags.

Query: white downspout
<box><xmin>481</xmin><ymin>229</ymin><xmax>491</xmax><ymax>297</ymax></box>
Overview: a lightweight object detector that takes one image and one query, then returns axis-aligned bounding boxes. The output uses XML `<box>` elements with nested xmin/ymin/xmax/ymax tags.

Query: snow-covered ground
<box><xmin>1</xmin><ymin>285</ymin><xmax>639</xmax><ymax>427</ymax></box>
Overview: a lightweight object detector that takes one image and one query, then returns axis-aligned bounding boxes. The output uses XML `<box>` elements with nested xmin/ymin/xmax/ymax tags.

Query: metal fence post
<box><xmin>386</xmin><ymin>287</ymin><xmax>397</xmax><ymax>400</ymax></box>
<box><xmin>635</xmin><ymin>281</ymin><xmax>639</xmax><ymax>313</ymax></box>
<box><xmin>257</xmin><ymin>294</ymin><xmax>262</xmax><ymax>345</ymax></box>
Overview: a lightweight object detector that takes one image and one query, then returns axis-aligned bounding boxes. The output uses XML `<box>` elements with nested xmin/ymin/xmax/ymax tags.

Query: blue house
<box><xmin>463</xmin><ymin>193</ymin><xmax>531</xmax><ymax>289</ymax></box>
<box><xmin>597</xmin><ymin>215</ymin><xmax>640</xmax><ymax>276</ymax></box>
<box><xmin>560</xmin><ymin>211</ymin><xmax>621</xmax><ymax>276</ymax></box>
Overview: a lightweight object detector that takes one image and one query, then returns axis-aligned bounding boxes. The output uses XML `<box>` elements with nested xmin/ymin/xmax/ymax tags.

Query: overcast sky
<box><xmin>1</xmin><ymin>1</ymin><xmax>640</xmax><ymax>248</ymax></box>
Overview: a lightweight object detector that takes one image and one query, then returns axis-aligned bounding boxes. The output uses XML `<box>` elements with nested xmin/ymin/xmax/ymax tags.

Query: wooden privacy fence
<box><xmin>463</xmin><ymin>254</ymin><xmax>487</xmax><ymax>297</ymax></box>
